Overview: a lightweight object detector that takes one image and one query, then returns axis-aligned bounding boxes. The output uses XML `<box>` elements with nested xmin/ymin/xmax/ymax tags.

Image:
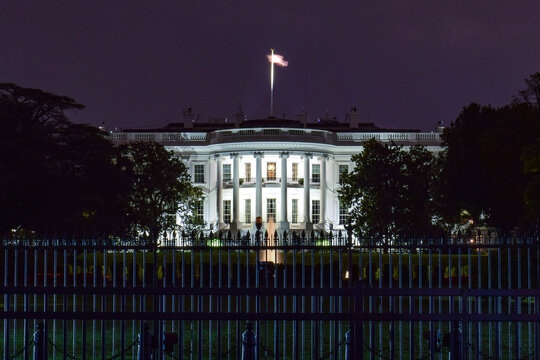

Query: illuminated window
<box><xmin>291</xmin><ymin>199</ymin><xmax>298</xmax><ymax>224</ymax></box>
<box><xmin>292</xmin><ymin>163</ymin><xmax>298</xmax><ymax>181</ymax></box>
<box><xmin>339</xmin><ymin>165</ymin><xmax>348</xmax><ymax>184</ymax></box>
<box><xmin>312</xmin><ymin>200</ymin><xmax>320</xmax><ymax>223</ymax></box>
<box><xmin>245</xmin><ymin>199</ymin><xmax>251</xmax><ymax>223</ymax></box>
<box><xmin>267</xmin><ymin>198</ymin><xmax>276</xmax><ymax>222</ymax></box>
<box><xmin>194</xmin><ymin>164</ymin><xmax>205</xmax><ymax>183</ymax></box>
<box><xmin>267</xmin><ymin>162</ymin><xmax>276</xmax><ymax>181</ymax></box>
<box><xmin>339</xmin><ymin>201</ymin><xmax>348</xmax><ymax>225</ymax></box>
<box><xmin>223</xmin><ymin>164</ymin><xmax>231</xmax><ymax>182</ymax></box>
<box><xmin>245</xmin><ymin>163</ymin><xmax>251</xmax><ymax>182</ymax></box>
<box><xmin>312</xmin><ymin>164</ymin><xmax>320</xmax><ymax>183</ymax></box>
<box><xmin>223</xmin><ymin>200</ymin><xmax>231</xmax><ymax>224</ymax></box>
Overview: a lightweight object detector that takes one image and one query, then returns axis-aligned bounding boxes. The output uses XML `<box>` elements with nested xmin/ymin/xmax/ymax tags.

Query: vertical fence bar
<box><xmin>102</xmin><ymin>247</ymin><xmax>107</xmax><ymax>360</ymax></box>
<box><xmin>517</xmin><ymin>240</ymin><xmax>522</xmax><ymax>360</ymax></box>
<box><xmin>24</xmin><ymin>246</ymin><xmax>29</xmax><ymax>360</ymax></box>
<box><xmin>369</xmin><ymin>247</ymin><xmax>374</xmax><ymax>360</ymax></box>
<box><xmin>73</xmin><ymin>246</ymin><xmax>77</xmax><ymax>360</ymax></box>
<box><xmin>93</xmin><ymin>245</ymin><xmax>97</xmax><ymax>360</ymax></box>
<box><xmin>121</xmin><ymin>248</ymin><xmax>126</xmax><ymax>360</ymax></box>
<box><xmin>209</xmin><ymin>246</ymin><xmax>213</xmax><ymax>360</ymax></box>
<box><xmin>82</xmin><ymin>247</ymin><xmax>87</xmax><ymax>360</ymax></box>
<box><xmin>508</xmin><ymin>242</ymin><xmax>512</xmax><ymax>359</ymax></box>
<box><xmin>190</xmin><ymin>245</ymin><xmax>194</xmax><ymax>360</ymax></box>
<box><xmin>112</xmin><ymin>248</ymin><xmax>116</xmax><ymax>359</ymax></box>
<box><xmin>496</xmin><ymin>246</ymin><xmax>501</xmax><ymax>359</ymax></box>
<box><xmin>198</xmin><ymin>246</ymin><xmax>203</xmax><ymax>360</ymax></box>
<box><xmin>13</xmin><ymin>248</ymin><xmax>18</xmax><ymax>360</ymax></box>
<box><xmin>408</xmin><ymin>247</ymin><xmax>414</xmax><ymax>360</ymax></box>
<box><xmin>293</xmin><ymin>247</ymin><xmax>298</xmax><ymax>360</ymax></box>
<box><xmin>488</xmin><ymin>241</ymin><xmax>492</xmax><ymax>359</ymax></box>
<box><xmin>3</xmin><ymin>246</ymin><xmax>9</xmax><ymax>360</ymax></box>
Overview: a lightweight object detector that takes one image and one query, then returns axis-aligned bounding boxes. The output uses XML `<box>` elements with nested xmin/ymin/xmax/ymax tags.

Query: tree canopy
<box><xmin>117</xmin><ymin>141</ymin><xmax>202</xmax><ymax>238</ymax></box>
<box><xmin>339</xmin><ymin>139</ymin><xmax>438</xmax><ymax>241</ymax></box>
<box><xmin>438</xmin><ymin>73</ymin><xmax>540</xmax><ymax>231</ymax></box>
<box><xmin>1</xmin><ymin>83</ymin><xmax>200</xmax><ymax>236</ymax></box>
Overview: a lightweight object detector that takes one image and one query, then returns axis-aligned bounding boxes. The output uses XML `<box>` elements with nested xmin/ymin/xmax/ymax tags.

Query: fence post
<box><xmin>138</xmin><ymin>323</ymin><xmax>155</xmax><ymax>360</ymax></box>
<box><xmin>33</xmin><ymin>321</ymin><xmax>46</xmax><ymax>360</ymax></box>
<box><xmin>242</xmin><ymin>322</ymin><xmax>256</xmax><ymax>360</ymax></box>
<box><xmin>345</xmin><ymin>328</ymin><xmax>352</xmax><ymax>360</ymax></box>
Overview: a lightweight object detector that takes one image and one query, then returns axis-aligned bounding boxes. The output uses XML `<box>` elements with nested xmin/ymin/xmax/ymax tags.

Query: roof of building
<box><xmin>121</xmin><ymin>115</ymin><xmax>421</xmax><ymax>133</ymax></box>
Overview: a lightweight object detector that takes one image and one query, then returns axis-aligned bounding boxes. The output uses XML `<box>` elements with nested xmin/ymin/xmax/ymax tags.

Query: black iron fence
<box><xmin>1</xmin><ymin>233</ymin><xmax>540</xmax><ymax>359</ymax></box>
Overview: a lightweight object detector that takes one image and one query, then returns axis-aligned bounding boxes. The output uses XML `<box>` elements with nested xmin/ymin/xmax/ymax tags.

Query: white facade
<box><xmin>112</xmin><ymin>114</ymin><xmax>442</xmax><ymax>234</ymax></box>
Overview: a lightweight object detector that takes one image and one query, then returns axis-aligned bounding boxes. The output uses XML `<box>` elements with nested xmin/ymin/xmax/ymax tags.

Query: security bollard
<box><xmin>34</xmin><ymin>322</ymin><xmax>46</xmax><ymax>360</ymax></box>
<box><xmin>242</xmin><ymin>322</ymin><xmax>257</xmax><ymax>360</ymax></box>
<box><xmin>345</xmin><ymin>328</ymin><xmax>352</xmax><ymax>360</ymax></box>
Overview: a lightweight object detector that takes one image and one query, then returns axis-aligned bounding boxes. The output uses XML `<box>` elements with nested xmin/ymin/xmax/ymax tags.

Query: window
<box><xmin>267</xmin><ymin>198</ymin><xmax>276</xmax><ymax>223</ymax></box>
<box><xmin>267</xmin><ymin>162</ymin><xmax>276</xmax><ymax>181</ymax></box>
<box><xmin>291</xmin><ymin>199</ymin><xmax>298</xmax><ymax>224</ymax></box>
<box><xmin>312</xmin><ymin>200</ymin><xmax>320</xmax><ymax>223</ymax></box>
<box><xmin>245</xmin><ymin>163</ymin><xmax>251</xmax><ymax>183</ymax></box>
<box><xmin>223</xmin><ymin>200</ymin><xmax>231</xmax><ymax>224</ymax></box>
<box><xmin>339</xmin><ymin>201</ymin><xmax>348</xmax><ymax>225</ymax></box>
<box><xmin>312</xmin><ymin>164</ymin><xmax>320</xmax><ymax>183</ymax></box>
<box><xmin>195</xmin><ymin>200</ymin><xmax>204</xmax><ymax>223</ymax></box>
<box><xmin>194</xmin><ymin>164</ymin><xmax>205</xmax><ymax>183</ymax></box>
<box><xmin>292</xmin><ymin>163</ymin><xmax>298</xmax><ymax>182</ymax></box>
<box><xmin>223</xmin><ymin>164</ymin><xmax>231</xmax><ymax>182</ymax></box>
<box><xmin>245</xmin><ymin>199</ymin><xmax>251</xmax><ymax>223</ymax></box>
<box><xmin>339</xmin><ymin>164</ymin><xmax>348</xmax><ymax>184</ymax></box>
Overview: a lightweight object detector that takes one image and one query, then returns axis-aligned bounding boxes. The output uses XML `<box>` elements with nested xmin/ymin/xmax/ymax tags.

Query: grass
<box><xmin>1</xmin><ymin>318</ymin><xmax>536</xmax><ymax>359</ymax></box>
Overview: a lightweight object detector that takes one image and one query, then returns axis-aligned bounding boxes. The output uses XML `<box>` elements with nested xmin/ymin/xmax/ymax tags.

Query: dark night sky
<box><xmin>2</xmin><ymin>1</ymin><xmax>540</xmax><ymax>131</ymax></box>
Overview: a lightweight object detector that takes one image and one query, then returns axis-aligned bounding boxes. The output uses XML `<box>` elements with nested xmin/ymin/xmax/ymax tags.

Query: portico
<box><xmin>213</xmin><ymin>151</ymin><xmax>330</xmax><ymax>234</ymax></box>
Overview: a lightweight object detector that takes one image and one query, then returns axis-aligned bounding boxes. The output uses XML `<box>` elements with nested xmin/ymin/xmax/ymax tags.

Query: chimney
<box><xmin>182</xmin><ymin>107</ymin><xmax>195</xmax><ymax>129</ymax></box>
<box><xmin>235</xmin><ymin>112</ymin><xmax>246</xmax><ymax>128</ymax></box>
<box><xmin>297</xmin><ymin>110</ymin><xmax>308</xmax><ymax>127</ymax></box>
<box><xmin>436</xmin><ymin>120</ymin><xmax>445</xmax><ymax>133</ymax></box>
<box><xmin>347</xmin><ymin>107</ymin><xmax>360</xmax><ymax>128</ymax></box>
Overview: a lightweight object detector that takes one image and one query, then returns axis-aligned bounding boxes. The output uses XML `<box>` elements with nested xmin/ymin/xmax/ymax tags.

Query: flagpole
<box><xmin>270</xmin><ymin>48</ymin><xmax>274</xmax><ymax>115</ymax></box>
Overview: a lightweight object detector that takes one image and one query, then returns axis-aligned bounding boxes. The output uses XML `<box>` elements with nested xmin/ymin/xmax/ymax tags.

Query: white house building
<box><xmin>110</xmin><ymin>108</ymin><xmax>442</xmax><ymax>235</ymax></box>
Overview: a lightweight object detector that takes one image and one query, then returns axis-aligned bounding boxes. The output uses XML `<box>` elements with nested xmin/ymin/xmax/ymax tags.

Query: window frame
<box><xmin>312</xmin><ymin>199</ymin><xmax>320</xmax><ymax>223</ymax></box>
<box><xmin>194</xmin><ymin>164</ymin><xmax>205</xmax><ymax>183</ymax></box>
<box><xmin>292</xmin><ymin>163</ymin><xmax>298</xmax><ymax>182</ymax></box>
<box><xmin>223</xmin><ymin>164</ymin><xmax>232</xmax><ymax>182</ymax></box>
<box><xmin>245</xmin><ymin>163</ymin><xmax>252</xmax><ymax>183</ymax></box>
<box><xmin>267</xmin><ymin>162</ymin><xmax>276</xmax><ymax>181</ymax></box>
<box><xmin>339</xmin><ymin>164</ymin><xmax>348</xmax><ymax>184</ymax></box>
<box><xmin>266</xmin><ymin>198</ymin><xmax>276</xmax><ymax>223</ymax></box>
<box><xmin>312</xmin><ymin>163</ymin><xmax>320</xmax><ymax>183</ymax></box>
<box><xmin>244</xmin><ymin>199</ymin><xmax>251</xmax><ymax>224</ymax></box>
<box><xmin>291</xmin><ymin>199</ymin><xmax>298</xmax><ymax>224</ymax></box>
<box><xmin>223</xmin><ymin>200</ymin><xmax>231</xmax><ymax>224</ymax></box>
<box><xmin>195</xmin><ymin>200</ymin><xmax>204</xmax><ymax>223</ymax></box>
<box><xmin>339</xmin><ymin>201</ymin><xmax>348</xmax><ymax>225</ymax></box>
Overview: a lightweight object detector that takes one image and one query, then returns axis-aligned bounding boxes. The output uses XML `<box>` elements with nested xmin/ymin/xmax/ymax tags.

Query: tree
<box><xmin>117</xmin><ymin>141</ymin><xmax>202</xmax><ymax>239</ymax></box>
<box><xmin>0</xmin><ymin>83</ymin><xmax>130</xmax><ymax>233</ymax></box>
<box><xmin>338</xmin><ymin>139</ymin><xmax>438</xmax><ymax>242</ymax></box>
<box><xmin>439</xmin><ymin>97</ymin><xmax>540</xmax><ymax>231</ymax></box>
<box><xmin>436</xmin><ymin>103</ymin><xmax>493</xmax><ymax>227</ymax></box>
<box><xmin>514</xmin><ymin>72</ymin><xmax>540</xmax><ymax>109</ymax></box>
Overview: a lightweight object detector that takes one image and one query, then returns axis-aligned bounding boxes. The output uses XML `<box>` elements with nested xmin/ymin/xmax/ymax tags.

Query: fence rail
<box><xmin>1</xmin><ymin>235</ymin><xmax>540</xmax><ymax>359</ymax></box>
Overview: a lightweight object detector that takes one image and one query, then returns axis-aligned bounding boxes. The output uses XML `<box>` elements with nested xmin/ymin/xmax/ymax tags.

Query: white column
<box><xmin>320</xmin><ymin>154</ymin><xmax>327</xmax><ymax>227</ymax></box>
<box><xmin>231</xmin><ymin>152</ymin><xmax>240</xmax><ymax>232</ymax></box>
<box><xmin>215</xmin><ymin>155</ymin><xmax>223</xmax><ymax>228</ymax></box>
<box><xmin>304</xmin><ymin>153</ymin><xmax>312</xmax><ymax>231</ymax></box>
<box><xmin>280</xmin><ymin>152</ymin><xmax>289</xmax><ymax>230</ymax></box>
<box><xmin>254</xmin><ymin>152</ymin><xmax>263</xmax><ymax>225</ymax></box>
